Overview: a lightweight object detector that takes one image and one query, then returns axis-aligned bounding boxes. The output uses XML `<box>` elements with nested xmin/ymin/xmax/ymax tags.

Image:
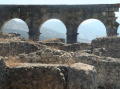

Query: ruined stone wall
<box><xmin>40</xmin><ymin>42</ymin><xmax>92</xmax><ymax>52</ymax></box>
<box><xmin>74</xmin><ymin>52</ymin><xmax>120</xmax><ymax>89</ymax></box>
<box><xmin>62</xmin><ymin>43</ymin><xmax>92</xmax><ymax>52</ymax></box>
<box><xmin>0</xmin><ymin>41</ymin><xmax>40</xmax><ymax>56</ymax></box>
<box><xmin>17</xmin><ymin>42</ymin><xmax>92</xmax><ymax>64</ymax></box>
<box><xmin>92</xmin><ymin>37</ymin><xmax>120</xmax><ymax>58</ymax></box>
<box><xmin>18</xmin><ymin>47</ymin><xmax>73</xmax><ymax>64</ymax></box>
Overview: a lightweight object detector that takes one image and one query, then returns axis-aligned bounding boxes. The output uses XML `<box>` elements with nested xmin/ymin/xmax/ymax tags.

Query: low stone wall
<box><xmin>39</xmin><ymin>42</ymin><xmax>65</xmax><ymax>50</ymax></box>
<box><xmin>63</xmin><ymin>43</ymin><xmax>92</xmax><ymax>52</ymax></box>
<box><xmin>92</xmin><ymin>37</ymin><xmax>120</xmax><ymax>58</ymax></box>
<box><xmin>0</xmin><ymin>41</ymin><xmax>40</xmax><ymax>56</ymax></box>
<box><xmin>40</xmin><ymin>42</ymin><xmax>91</xmax><ymax>52</ymax></box>
<box><xmin>41</xmin><ymin>38</ymin><xmax>65</xmax><ymax>43</ymax></box>
<box><xmin>0</xmin><ymin>61</ymin><xmax>96</xmax><ymax>89</ymax></box>
<box><xmin>74</xmin><ymin>52</ymin><xmax>120</xmax><ymax>89</ymax></box>
<box><xmin>92</xmin><ymin>37</ymin><xmax>120</xmax><ymax>48</ymax></box>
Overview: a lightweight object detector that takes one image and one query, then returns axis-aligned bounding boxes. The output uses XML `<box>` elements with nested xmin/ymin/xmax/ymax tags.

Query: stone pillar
<box><xmin>67</xmin><ymin>33</ymin><xmax>78</xmax><ymax>43</ymax></box>
<box><xmin>29</xmin><ymin>27</ymin><xmax>40</xmax><ymax>41</ymax></box>
<box><xmin>65</xmin><ymin>22</ymin><xmax>79</xmax><ymax>43</ymax></box>
<box><xmin>106</xmin><ymin>18</ymin><xmax>119</xmax><ymax>36</ymax></box>
<box><xmin>28</xmin><ymin>8</ymin><xmax>40</xmax><ymax>41</ymax></box>
<box><xmin>105</xmin><ymin>7</ymin><xmax>119</xmax><ymax>36</ymax></box>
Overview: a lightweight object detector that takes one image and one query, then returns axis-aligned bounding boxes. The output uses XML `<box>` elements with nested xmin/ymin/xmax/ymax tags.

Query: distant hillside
<box><xmin>39</xmin><ymin>28</ymin><xmax>66</xmax><ymax>41</ymax></box>
<box><xmin>2</xmin><ymin>29</ymin><xmax>29</xmax><ymax>39</ymax></box>
<box><xmin>77</xmin><ymin>38</ymin><xmax>91</xmax><ymax>43</ymax></box>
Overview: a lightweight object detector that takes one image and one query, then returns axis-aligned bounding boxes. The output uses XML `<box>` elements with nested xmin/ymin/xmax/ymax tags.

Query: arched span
<box><xmin>39</xmin><ymin>19</ymin><xmax>67</xmax><ymax>43</ymax></box>
<box><xmin>77</xmin><ymin>19</ymin><xmax>107</xmax><ymax>43</ymax></box>
<box><xmin>1</xmin><ymin>18</ymin><xmax>29</xmax><ymax>39</ymax></box>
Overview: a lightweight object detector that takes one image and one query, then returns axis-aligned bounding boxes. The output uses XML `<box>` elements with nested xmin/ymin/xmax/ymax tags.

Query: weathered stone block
<box><xmin>3</xmin><ymin>63</ymin><xmax>97</xmax><ymax>89</ymax></box>
<box><xmin>0</xmin><ymin>41</ymin><xmax>40</xmax><ymax>56</ymax></box>
<box><xmin>68</xmin><ymin>63</ymin><xmax>97</xmax><ymax>89</ymax></box>
<box><xmin>18</xmin><ymin>47</ymin><xmax>73</xmax><ymax>64</ymax></box>
<box><xmin>92</xmin><ymin>37</ymin><xmax>120</xmax><ymax>58</ymax></box>
<box><xmin>74</xmin><ymin>52</ymin><xmax>120</xmax><ymax>89</ymax></box>
<box><xmin>6</xmin><ymin>64</ymin><xmax>66</xmax><ymax>89</ymax></box>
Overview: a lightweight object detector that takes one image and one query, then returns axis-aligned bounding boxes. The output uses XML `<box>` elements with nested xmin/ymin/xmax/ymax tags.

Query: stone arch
<box><xmin>1</xmin><ymin>18</ymin><xmax>29</xmax><ymax>39</ymax></box>
<box><xmin>39</xmin><ymin>19</ymin><xmax>67</xmax><ymax>43</ymax></box>
<box><xmin>77</xmin><ymin>19</ymin><xmax>107</xmax><ymax>43</ymax></box>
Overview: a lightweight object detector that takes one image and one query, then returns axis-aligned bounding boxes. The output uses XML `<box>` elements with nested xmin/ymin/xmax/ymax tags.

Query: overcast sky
<box><xmin>0</xmin><ymin>0</ymin><xmax>120</xmax><ymax>5</ymax></box>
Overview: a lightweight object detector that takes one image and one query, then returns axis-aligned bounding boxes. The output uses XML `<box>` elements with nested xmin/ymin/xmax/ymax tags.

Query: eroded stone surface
<box><xmin>0</xmin><ymin>41</ymin><xmax>40</xmax><ymax>56</ymax></box>
<box><xmin>0</xmin><ymin>62</ymin><xmax>96</xmax><ymax>89</ymax></box>
<box><xmin>0</xmin><ymin>34</ymin><xmax>120</xmax><ymax>89</ymax></box>
<box><xmin>68</xmin><ymin>63</ymin><xmax>97</xmax><ymax>89</ymax></box>
<box><xmin>39</xmin><ymin>42</ymin><xmax>92</xmax><ymax>52</ymax></box>
<box><xmin>18</xmin><ymin>47</ymin><xmax>73</xmax><ymax>64</ymax></box>
<box><xmin>73</xmin><ymin>51</ymin><xmax>120</xmax><ymax>89</ymax></box>
<box><xmin>6</xmin><ymin>64</ymin><xmax>66</xmax><ymax>89</ymax></box>
<box><xmin>92</xmin><ymin>37</ymin><xmax>120</xmax><ymax>58</ymax></box>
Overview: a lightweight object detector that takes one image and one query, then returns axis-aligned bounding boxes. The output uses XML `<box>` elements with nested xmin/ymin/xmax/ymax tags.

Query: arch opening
<box><xmin>77</xmin><ymin>19</ymin><xmax>107</xmax><ymax>43</ymax></box>
<box><xmin>39</xmin><ymin>19</ymin><xmax>67</xmax><ymax>43</ymax></box>
<box><xmin>1</xmin><ymin>18</ymin><xmax>29</xmax><ymax>39</ymax></box>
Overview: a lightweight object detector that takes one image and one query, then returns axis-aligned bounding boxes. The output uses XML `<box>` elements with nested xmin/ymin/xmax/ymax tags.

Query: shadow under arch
<box><xmin>1</xmin><ymin>18</ymin><xmax>29</xmax><ymax>39</ymax></box>
<box><xmin>39</xmin><ymin>19</ymin><xmax>67</xmax><ymax>43</ymax></box>
<box><xmin>77</xmin><ymin>19</ymin><xmax>107</xmax><ymax>43</ymax></box>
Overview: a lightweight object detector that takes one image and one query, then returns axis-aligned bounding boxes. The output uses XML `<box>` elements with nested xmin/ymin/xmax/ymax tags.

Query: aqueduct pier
<box><xmin>0</xmin><ymin>4</ymin><xmax>120</xmax><ymax>43</ymax></box>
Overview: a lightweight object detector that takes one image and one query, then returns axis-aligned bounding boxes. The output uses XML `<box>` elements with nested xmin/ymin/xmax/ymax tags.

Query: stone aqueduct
<box><xmin>0</xmin><ymin>4</ymin><xmax>120</xmax><ymax>43</ymax></box>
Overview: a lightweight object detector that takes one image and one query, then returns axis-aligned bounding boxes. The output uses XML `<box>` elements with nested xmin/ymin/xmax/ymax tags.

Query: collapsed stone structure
<box><xmin>0</xmin><ymin>34</ymin><xmax>119</xmax><ymax>89</ymax></box>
